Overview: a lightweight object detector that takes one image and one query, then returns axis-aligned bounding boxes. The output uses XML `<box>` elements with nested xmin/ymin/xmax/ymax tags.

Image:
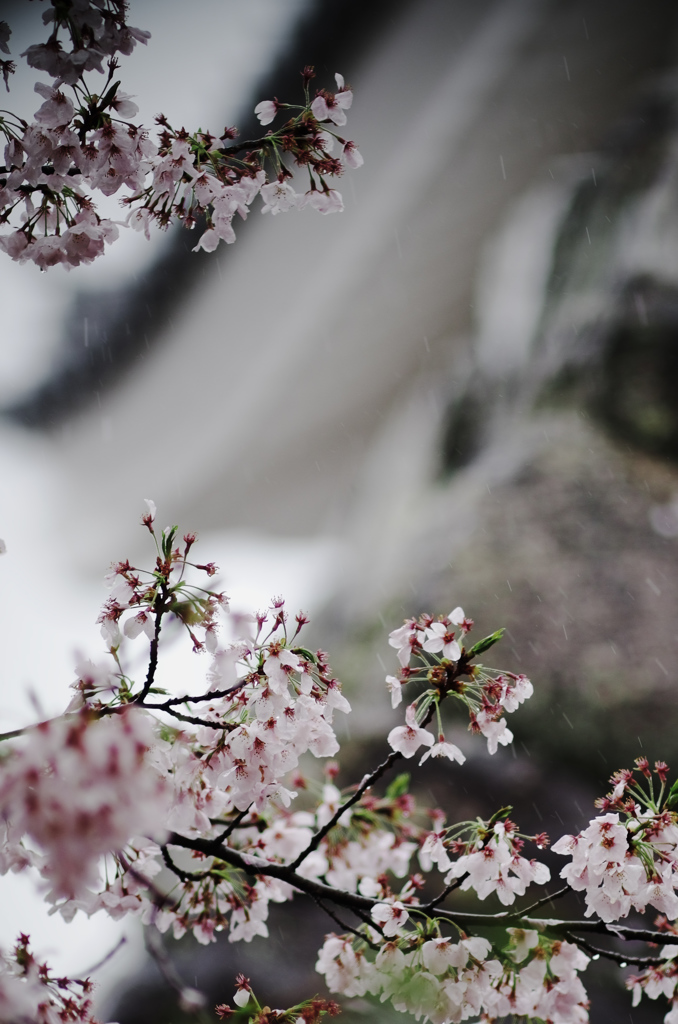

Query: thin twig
<box><xmin>140</xmin><ymin>677</ymin><xmax>249</xmax><ymax>710</ymax></box>
<box><xmin>564</xmin><ymin>932</ymin><xmax>665</xmax><ymax>968</ymax></box>
<box><xmin>507</xmin><ymin>885</ymin><xmax>571</xmax><ymax>920</ymax></box>
<box><xmin>287</xmin><ymin>700</ymin><xmax>445</xmax><ymax>873</ymax></box>
<box><xmin>157</xmin><ymin>707</ymin><xmax>231</xmax><ymax>730</ymax></box>
<box><xmin>309</xmin><ymin>892</ymin><xmax>378</xmax><ymax>949</ymax></box>
<box><xmin>213</xmin><ymin>805</ymin><xmax>252</xmax><ymax>844</ymax></box>
<box><xmin>287</xmin><ymin>748</ymin><xmax>403</xmax><ymax>871</ymax></box>
<box><xmin>135</xmin><ymin>587</ymin><xmax>167</xmax><ymax>704</ymax></box>
<box><xmin>417</xmin><ymin>877</ymin><xmax>465</xmax><ymax>914</ymax></box>
<box><xmin>161</xmin><ymin>845</ymin><xmax>212</xmax><ymax>883</ymax></box>
<box><xmin>76</xmin><ymin>936</ymin><xmax>127</xmax><ymax>978</ymax></box>
<box><xmin>144</xmin><ymin>926</ymin><xmax>209</xmax><ymax>1018</ymax></box>
<box><xmin>521</xmin><ymin>917</ymin><xmax>675</xmax><ymax>944</ymax></box>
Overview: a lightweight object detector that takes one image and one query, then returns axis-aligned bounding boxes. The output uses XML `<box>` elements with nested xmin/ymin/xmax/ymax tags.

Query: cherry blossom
<box><xmin>0</xmin><ymin>503</ymin><xmax>675</xmax><ymax>1022</ymax></box>
<box><xmin>254</xmin><ymin>99</ymin><xmax>278</xmax><ymax>125</ymax></box>
<box><xmin>298</xmin><ymin>187</ymin><xmax>344</xmax><ymax>215</ymax></box>
<box><xmin>0</xmin><ymin>707</ymin><xmax>169</xmax><ymax>898</ymax></box>
<box><xmin>370</xmin><ymin>900</ymin><xmax>409</xmax><ymax>936</ymax></box>
<box><xmin>422</xmin><ymin>621</ymin><xmax>461</xmax><ymax>661</ymax></box>
<box><xmin>311</xmin><ymin>74</ymin><xmax>353</xmax><ymax>127</ymax></box>
<box><xmin>260</xmin><ymin>180</ymin><xmax>299</xmax><ymax>215</ymax></box>
<box><xmin>419</xmin><ymin>736</ymin><xmax>466</xmax><ymax>765</ymax></box>
<box><xmin>342</xmin><ymin>140</ymin><xmax>364</xmax><ymax>168</ymax></box>
<box><xmin>475</xmin><ymin>707</ymin><xmax>514</xmax><ymax>755</ymax></box>
<box><xmin>387</xmin><ymin>703</ymin><xmax>434</xmax><ymax>758</ymax></box>
<box><xmin>0</xmin><ymin>7</ymin><xmax>363</xmax><ymax>268</ymax></box>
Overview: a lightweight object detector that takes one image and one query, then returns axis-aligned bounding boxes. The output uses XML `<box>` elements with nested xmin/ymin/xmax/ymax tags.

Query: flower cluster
<box><xmin>0</xmin><ymin>934</ymin><xmax>99</xmax><ymax>1024</ymax></box>
<box><xmin>0</xmin><ymin>5</ymin><xmax>362</xmax><ymax>268</ymax></box>
<box><xmin>386</xmin><ymin>610</ymin><xmax>533</xmax><ymax>758</ymax></box>
<box><xmin>628</xmin><ymin>950</ymin><xmax>678</xmax><ymax>1024</ymax></box>
<box><xmin>216</xmin><ymin>975</ymin><xmax>340</xmax><ymax>1024</ymax></box>
<box><xmin>0</xmin><ymin>706</ymin><xmax>168</xmax><ymax>901</ymax></box>
<box><xmin>553</xmin><ymin>761</ymin><xmax>678</xmax><ymax>923</ymax></box>
<box><xmin>6</xmin><ymin>506</ymin><xmax>678</xmax><ymax>1022</ymax></box>
<box><xmin>428</xmin><ymin>817</ymin><xmax>551</xmax><ymax>907</ymax></box>
<box><xmin>316</xmin><ymin>929</ymin><xmax>589</xmax><ymax>1023</ymax></box>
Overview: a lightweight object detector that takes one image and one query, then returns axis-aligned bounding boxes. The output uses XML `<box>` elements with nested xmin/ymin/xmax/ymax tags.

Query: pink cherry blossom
<box><xmin>475</xmin><ymin>709</ymin><xmax>513</xmax><ymax>754</ymax></box>
<box><xmin>342</xmin><ymin>141</ymin><xmax>363</xmax><ymax>168</ymax></box>
<box><xmin>0</xmin><ymin>708</ymin><xmax>169</xmax><ymax>897</ymax></box>
<box><xmin>33</xmin><ymin>82</ymin><xmax>75</xmax><ymax>127</ymax></box>
<box><xmin>422</xmin><ymin>621</ymin><xmax>461</xmax><ymax>660</ymax></box>
<box><xmin>298</xmin><ymin>188</ymin><xmax>344</xmax><ymax>215</ymax></box>
<box><xmin>387</xmin><ymin>703</ymin><xmax>434</xmax><ymax>758</ymax></box>
<box><xmin>385</xmin><ymin>674</ymin><xmax>403</xmax><ymax>708</ymax></box>
<box><xmin>254</xmin><ymin>99</ymin><xmax>278</xmax><ymax>125</ymax></box>
<box><xmin>311</xmin><ymin>75</ymin><xmax>353</xmax><ymax>127</ymax></box>
<box><xmin>371</xmin><ymin>900</ymin><xmax>409</xmax><ymax>937</ymax></box>
<box><xmin>388</xmin><ymin>620</ymin><xmax>420</xmax><ymax>667</ymax></box>
<box><xmin>260</xmin><ymin>180</ymin><xmax>299</xmax><ymax>215</ymax></box>
<box><xmin>419</xmin><ymin>736</ymin><xmax>466</xmax><ymax>765</ymax></box>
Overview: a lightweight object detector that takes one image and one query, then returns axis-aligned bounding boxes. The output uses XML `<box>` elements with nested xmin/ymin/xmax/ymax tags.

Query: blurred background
<box><xmin>2</xmin><ymin>0</ymin><xmax>678</xmax><ymax>1020</ymax></box>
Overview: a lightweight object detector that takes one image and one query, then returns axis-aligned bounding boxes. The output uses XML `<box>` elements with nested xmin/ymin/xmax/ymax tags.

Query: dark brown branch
<box><xmin>288</xmin><ymin>696</ymin><xmax>445</xmax><ymax>873</ymax></box>
<box><xmin>139</xmin><ymin>677</ymin><xmax>249</xmax><ymax>710</ymax></box>
<box><xmin>213</xmin><ymin>806</ymin><xmax>252</xmax><ymax>844</ymax></box>
<box><xmin>219</xmin><ymin>136</ymin><xmax>276</xmax><ymax>155</ymax></box>
<box><xmin>564</xmin><ymin>932</ymin><xmax>665</xmax><ymax>968</ymax></box>
<box><xmin>161</xmin><ymin>845</ymin><xmax>212</xmax><ymax>883</ymax></box>
<box><xmin>506</xmin><ymin>885</ymin><xmax>571</xmax><ymax>920</ymax></box>
<box><xmin>522</xmin><ymin>918</ymin><xmax>676</xmax><ymax>945</ymax></box>
<box><xmin>418</xmin><ymin>877</ymin><xmax>465</xmax><ymax>914</ymax></box>
<box><xmin>166</xmin><ymin>832</ymin><xmax>678</xmax><ymax>953</ymax></box>
<box><xmin>157</xmin><ymin>707</ymin><xmax>231</xmax><ymax>730</ymax></box>
<box><xmin>288</xmin><ymin>748</ymin><xmax>403</xmax><ymax>871</ymax></box>
<box><xmin>166</xmin><ymin>833</ymin><xmax>515</xmax><ymax>933</ymax></box>
<box><xmin>135</xmin><ymin>587</ymin><xmax>168</xmax><ymax>704</ymax></box>
<box><xmin>308</xmin><ymin>891</ymin><xmax>378</xmax><ymax>949</ymax></box>
<box><xmin>168</xmin><ymin>832</ymin><xmax>378</xmax><ymax>912</ymax></box>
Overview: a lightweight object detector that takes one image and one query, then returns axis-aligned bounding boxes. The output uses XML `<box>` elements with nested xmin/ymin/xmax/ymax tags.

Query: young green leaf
<box><xmin>468</xmin><ymin>628</ymin><xmax>505</xmax><ymax>657</ymax></box>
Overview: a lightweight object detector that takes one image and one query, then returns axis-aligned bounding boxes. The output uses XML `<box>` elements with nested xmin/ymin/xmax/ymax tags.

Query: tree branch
<box><xmin>520</xmin><ymin>916</ymin><xmax>674</xmax><ymax>944</ymax></box>
<box><xmin>135</xmin><ymin>589</ymin><xmax>167</xmax><ymax>704</ymax></box>
<box><xmin>166</xmin><ymin>832</ymin><xmax>678</xmax><ymax>954</ymax></box>
<box><xmin>308</xmin><ymin>892</ymin><xmax>379</xmax><ymax>949</ymax></box>
<box><xmin>288</xmin><ymin>748</ymin><xmax>403</xmax><ymax>871</ymax></box>
<box><xmin>506</xmin><ymin>885</ymin><xmax>571</xmax><ymax>920</ymax></box>
<box><xmin>139</xmin><ymin>677</ymin><xmax>249</xmax><ymax>711</ymax></box>
<box><xmin>418</xmin><ymin>877</ymin><xmax>464</xmax><ymax>914</ymax></box>
<box><xmin>564</xmin><ymin>932</ymin><xmax>666</xmax><ymax>968</ymax></box>
<box><xmin>212</xmin><ymin>805</ymin><xmax>252</xmax><ymax>844</ymax></box>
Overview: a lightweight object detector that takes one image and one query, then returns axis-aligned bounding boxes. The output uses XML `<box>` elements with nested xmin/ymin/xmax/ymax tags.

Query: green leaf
<box><xmin>386</xmin><ymin>773</ymin><xmax>411</xmax><ymax>799</ymax></box>
<box><xmin>468</xmin><ymin>628</ymin><xmax>505</xmax><ymax>658</ymax></box>
<box><xmin>291</xmin><ymin>647</ymin><xmax>317</xmax><ymax>664</ymax></box>
<box><xmin>162</xmin><ymin>525</ymin><xmax>178</xmax><ymax>558</ymax></box>
<box><xmin>666</xmin><ymin>779</ymin><xmax>678</xmax><ymax>810</ymax></box>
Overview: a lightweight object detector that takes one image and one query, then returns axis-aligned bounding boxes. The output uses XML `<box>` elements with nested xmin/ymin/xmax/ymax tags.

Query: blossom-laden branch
<box><xmin>3</xmin><ymin>507</ymin><xmax>678</xmax><ymax>1023</ymax></box>
<box><xmin>0</xmin><ymin>2</ymin><xmax>364</xmax><ymax>270</ymax></box>
<box><xmin>0</xmin><ymin>935</ymin><xmax>99</xmax><ymax>1024</ymax></box>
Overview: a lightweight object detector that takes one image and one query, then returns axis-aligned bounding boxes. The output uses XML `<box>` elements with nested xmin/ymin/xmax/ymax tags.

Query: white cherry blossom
<box><xmin>387</xmin><ymin>703</ymin><xmax>434</xmax><ymax>758</ymax></box>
